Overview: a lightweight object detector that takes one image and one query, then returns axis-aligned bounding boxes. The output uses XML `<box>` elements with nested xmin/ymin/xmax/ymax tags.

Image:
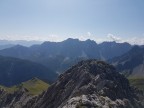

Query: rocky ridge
<box><xmin>28</xmin><ymin>60</ymin><xmax>144</xmax><ymax>108</ymax></box>
<box><xmin>0</xmin><ymin>60</ymin><xmax>144</xmax><ymax>108</ymax></box>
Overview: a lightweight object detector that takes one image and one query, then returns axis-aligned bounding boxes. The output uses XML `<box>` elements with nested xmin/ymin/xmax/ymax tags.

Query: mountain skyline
<box><xmin>0</xmin><ymin>37</ymin><xmax>144</xmax><ymax>46</ymax></box>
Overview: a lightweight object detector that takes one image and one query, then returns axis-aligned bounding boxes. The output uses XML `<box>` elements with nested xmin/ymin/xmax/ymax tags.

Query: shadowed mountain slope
<box><xmin>110</xmin><ymin>46</ymin><xmax>144</xmax><ymax>77</ymax></box>
<box><xmin>0</xmin><ymin>56</ymin><xmax>57</xmax><ymax>86</ymax></box>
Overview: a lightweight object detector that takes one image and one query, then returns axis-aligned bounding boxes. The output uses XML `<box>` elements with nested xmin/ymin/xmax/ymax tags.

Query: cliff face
<box><xmin>0</xmin><ymin>60</ymin><xmax>144</xmax><ymax>108</ymax></box>
<box><xmin>29</xmin><ymin>60</ymin><xmax>144</xmax><ymax>108</ymax></box>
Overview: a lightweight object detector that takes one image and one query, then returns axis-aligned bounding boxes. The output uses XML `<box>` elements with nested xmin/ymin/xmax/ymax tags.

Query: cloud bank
<box><xmin>0</xmin><ymin>33</ymin><xmax>144</xmax><ymax>45</ymax></box>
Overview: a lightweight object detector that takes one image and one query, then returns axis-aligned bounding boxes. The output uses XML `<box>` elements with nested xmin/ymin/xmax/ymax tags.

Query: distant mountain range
<box><xmin>0</xmin><ymin>38</ymin><xmax>132</xmax><ymax>73</ymax></box>
<box><xmin>0</xmin><ymin>40</ymin><xmax>42</xmax><ymax>47</ymax></box>
<box><xmin>110</xmin><ymin>45</ymin><xmax>144</xmax><ymax>77</ymax></box>
<box><xmin>0</xmin><ymin>44</ymin><xmax>15</xmax><ymax>50</ymax></box>
<box><xmin>98</xmin><ymin>41</ymin><xmax>132</xmax><ymax>60</ymax></box>
<box><xmin>0</xmin><ymin>56</ymin><xmax>57</xmax><ymax>86</ymax></box>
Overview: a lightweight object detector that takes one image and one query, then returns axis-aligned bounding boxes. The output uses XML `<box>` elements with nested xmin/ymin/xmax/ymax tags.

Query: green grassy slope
<box><xmin>128</xmin><ymin>77</ymin><xmax>144</xmax><ymax>91</ymax></box>
<box><xmin>0</xmin><ymin>78</ymin><xmax>49</xmax><ymax>95</ymax></box>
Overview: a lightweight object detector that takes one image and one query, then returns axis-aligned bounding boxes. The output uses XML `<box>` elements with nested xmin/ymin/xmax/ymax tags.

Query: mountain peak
<box><xmin>63</xmin><ymin>38</ymin><xmax>80</xmax><ymax>43</ymax></box>
<box><xmin>85</xmin><ymin>39</ymin><xmax>97</xmax><ymax>44</ymax></box>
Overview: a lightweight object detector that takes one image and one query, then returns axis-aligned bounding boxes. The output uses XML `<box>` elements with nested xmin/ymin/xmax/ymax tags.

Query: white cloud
<box><xmin>107</xmin><ymin>34</ymin><xmax>121</xmax><ymax>42</ymax></box>
<box><xmin>87</xmin><ymin>32</ymin><xmax>91</xmax><ymax>37</ymax></box>
<box><xmin>0</xmin><ymin>33</ymin><xmax>120</xmax><ymax>44</ymax></box>
<box><xmin>106</xmin><ymin>34</ymin><xmax>144</xmax><ymax>45</ymax></box>
<box><xmin>0</xmin><ymin>34</ymin><xmax>66</xmax><ymax>42</ymax></box>
<box><xmin>0</xmin><ymin>32</ymin><xmax>115</xmax><ymax>44</ymax></box>
<box><xmin>71</xmin><ymin>32</ymin><xmax>95</xmax><ymax>41</ymax></box>
<box><xmin>124</xmin><ymin>37</ymin><xmax>144</xmax><ymax>45</ymax></box>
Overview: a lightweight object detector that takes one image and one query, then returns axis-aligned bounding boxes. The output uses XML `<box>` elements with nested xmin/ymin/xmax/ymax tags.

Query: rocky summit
<box><xmin>27</xmin><ymin>60</ymin><xmax>144</xmax><ymax>108</ymax></box>
<box><xmin>0</xmin><ymin>60</ymin><xmax>144</xmax><ymax>108</ymax></box>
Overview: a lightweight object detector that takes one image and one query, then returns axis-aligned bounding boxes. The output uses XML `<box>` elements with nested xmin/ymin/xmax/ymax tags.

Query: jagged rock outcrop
<box><xmin>28</xmin><ymin>60</ymin><xmax>144</xmax><ymax>108</ymax></box>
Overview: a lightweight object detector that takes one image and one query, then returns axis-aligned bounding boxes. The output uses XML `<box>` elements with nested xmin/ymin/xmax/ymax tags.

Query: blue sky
<box><xmin>0</xmin><ymin>0</ymin><xmax>144</xmax><ymax>44</ymax></box>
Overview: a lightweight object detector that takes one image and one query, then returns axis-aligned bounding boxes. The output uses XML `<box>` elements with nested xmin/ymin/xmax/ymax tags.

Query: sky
<box><xmin>0</xmin><ymin>0</ymin><xmax>144</xmax><ymax>44</ymax></box>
